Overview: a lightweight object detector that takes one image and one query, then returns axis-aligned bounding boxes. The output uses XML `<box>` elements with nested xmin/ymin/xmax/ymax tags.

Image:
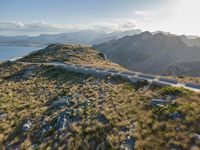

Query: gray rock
<box><xmin>122</xmin><ymin>136</ymin><xmax>135</xmax><ymax>149</ymax></box>
<box><xmin>78</xmin><ymin>99</ymin><xmax>91</xmax><ymax>108</ymax></box>
<box><xmin>64</xmin><ymin>109</ymin><xmax>82</xmax><ymax>124</ymax></box>
<box><xmin>52</xmin><ymin>96</ymin><xmax>75</xmax><ymax>109</ymax></box>
<box><xmin>40</xmin><ymin>125</ymin><xmax>53</xmax><ymax>135</ymax></box>
<box><xmin>0</xmin><ymin>112</ymin><xmax>7</xmax><ymax>120</ymax></box>
<box><xmin>150</xmin><ymin>99</ymin><xmax>171</xmax><ymax>107</ymax></box>
<box><xmin>56</xmin><ymin>116</ymin><xmax>67</xmax><ymax>130</ymax></box>
<box><xmin>22</xmin><ymin>120</ymin><xmax>32</xmax><ymax>133</ymax></box>
<box><xmin>166</xmin><ymin>95</ymin><xmax>176</xmax><ymax>101</ymax></box>
<box><xmin>195</xmin><ymin>133</ymin><xmax>200</xmax><ymax>140</ymax></box>
<box><xmin>56</xmin><ymin>109</ymin><xmax>82</xmax><ymax>129</ymax></box>
<box><xmin>98</xmin><ymin>99</ymin><xmax>105</xmax><ymax>105</ymax></box>
<box><xmin>74</xmin><ymin>93</ymin><xmax>81</xmax><ymax>99</ymax></box>
<box><xmin>96</xmin><ymin>114</ymin><xmax>109</xmax><ymax>125</ymax></box>
<box><xmin>118</xmin><ymin>126</ymin><xmax>129</xmax><ymax>132</ymax></box>
<box><xmin>31</xmin><ymin>143</ymin><xmax>39</xmax><ymax>149</ymax></box>
<box><xmin>169</xmin><ymin>112</ymin><xmax>183</xmax><ymax>120</ymax></box>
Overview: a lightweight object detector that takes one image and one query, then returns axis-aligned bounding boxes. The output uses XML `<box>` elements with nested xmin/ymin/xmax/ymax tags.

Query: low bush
<box><xmin>159</xmin><ymin>86</ymin><xmax>192</xmax><ymax>96</ymax></box>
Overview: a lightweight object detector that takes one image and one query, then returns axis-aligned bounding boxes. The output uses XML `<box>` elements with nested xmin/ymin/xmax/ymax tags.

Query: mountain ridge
<box><xmin>94</xmin><ymin>32</ymin><xmax>200</xmax><ymax>76</ymax></box>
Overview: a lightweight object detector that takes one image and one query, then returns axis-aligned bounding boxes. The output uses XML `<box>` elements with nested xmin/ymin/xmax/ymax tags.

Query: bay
<box><xmin>0</xmin><ymin>46</ymin><xmax>41</xmax><ymax>61</ymax></box>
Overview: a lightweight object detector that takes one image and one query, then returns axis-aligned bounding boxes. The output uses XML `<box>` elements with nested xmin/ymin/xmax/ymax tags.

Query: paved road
<box><xmin>17</xmin><ymin>61</ymin><xmax>200</xmax><ymax>93</ymax></box>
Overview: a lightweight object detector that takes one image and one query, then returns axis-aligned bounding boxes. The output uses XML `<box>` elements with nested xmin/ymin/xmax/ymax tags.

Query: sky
<box><xmin>0</xmin><ymin>0</ymin><xmax>200</xmax><ymax>36</ymax></box>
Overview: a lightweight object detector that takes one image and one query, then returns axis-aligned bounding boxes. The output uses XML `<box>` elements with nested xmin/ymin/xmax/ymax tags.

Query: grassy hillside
<box><xmin>0</xmin><ymin>45</ymin><xmax>200</xmax><ymax>150</ymax></box>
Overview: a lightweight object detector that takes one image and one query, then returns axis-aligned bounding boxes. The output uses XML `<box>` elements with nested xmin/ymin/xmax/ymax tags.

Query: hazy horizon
<box><xmin>1</xmin><ymin>0</ymin><xmax>200</xmax><ymax>36</ymax></box>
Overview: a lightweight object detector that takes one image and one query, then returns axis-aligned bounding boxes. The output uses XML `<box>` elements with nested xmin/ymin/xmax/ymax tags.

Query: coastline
<box><xmin>0</xmin><ymin>45</ymin><xmax>42</xmax><ymax>63</ymax></box>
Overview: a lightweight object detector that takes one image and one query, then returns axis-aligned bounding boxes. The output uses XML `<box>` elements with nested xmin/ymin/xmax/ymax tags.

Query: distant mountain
<box><xmin>0</xmin><ymin>29</ymin><xmax>141</xmax><ymax>47</ymax></box>
<box><xmin>0</xmin><ymin>30</ymin><xmax>106</xmax><ymax>47</ymax></box>
<box><xmin>94</xmin><ymin>31</ymin><xmax>200</xmax><ymax>76</ymax></box>
<box><xmin>152</xmin><ymin>31</ymin><xmax>200</xmax><ymax>47</ymax></box>
<box><xmin>91</xmin><ymin>29</ymin><xmax>142</xmax><ymax>44</ymax></box>
<box><xmin>181</xmin><ymin>35</ymin><xmax>200</xmax><ymax>47</ymax></box>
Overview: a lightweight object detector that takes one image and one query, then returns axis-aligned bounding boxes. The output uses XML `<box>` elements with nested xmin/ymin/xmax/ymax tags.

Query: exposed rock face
<box><xmin>94</xmin><ymin>32</ymin><xmax>200</xmax><ymax>76</ymax></box>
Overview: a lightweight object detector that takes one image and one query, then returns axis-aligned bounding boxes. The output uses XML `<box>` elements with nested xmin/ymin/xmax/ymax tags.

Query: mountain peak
<box><xmin>138</xmin><ymin>31</ymin><xmax>152</xmax><ymax>39</ymax></box>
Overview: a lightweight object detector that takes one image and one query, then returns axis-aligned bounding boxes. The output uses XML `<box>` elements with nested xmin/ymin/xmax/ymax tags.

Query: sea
<box><xmin>0</xmin><ymin>46</ymin><xmax>42</xmax><ymax>62</ymax></box>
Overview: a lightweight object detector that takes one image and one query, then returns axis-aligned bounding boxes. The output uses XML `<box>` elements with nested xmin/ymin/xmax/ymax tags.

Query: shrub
<box><xmin>134</xmin><ymin>80</ymin><xmax>149</xmax><ymax>90</ymax></box>
<box><xmin>159</xmin><ymin>86</ymin><xmax>192</xmax><ymax>96</ymax></box>
<box><xmin>152</xmin><ymin>103</ymin><xmax>180</xmax><ymax>120</ymax></box>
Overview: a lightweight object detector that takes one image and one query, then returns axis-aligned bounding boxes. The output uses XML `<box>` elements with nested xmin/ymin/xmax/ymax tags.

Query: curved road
<box><xmin>17</xmin><ymin>61</ymin><xmax>200</xmax><ymax>93</ymax></box>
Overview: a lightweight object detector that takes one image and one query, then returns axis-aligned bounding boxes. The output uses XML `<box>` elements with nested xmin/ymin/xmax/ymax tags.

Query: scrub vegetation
<box><xmin>0</xmin><ymin>44</ymin><xmax>200</xmax><ymax>150</ymax></box>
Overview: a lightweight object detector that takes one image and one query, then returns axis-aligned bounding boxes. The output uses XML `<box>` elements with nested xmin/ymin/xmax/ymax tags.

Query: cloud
<box><xmin>91</xmin><ymin>20</ymin><xmax>136</xmax><ymax>32</ymax></box>
<box><xmin>0</xmin><ymin>21</ymin><xmax>86</xmax><ymax>34</ymax></box>
<box><xmin>133</xmin><ymin>10</ymin><xmax>152</xmax><ymax>16</ymax></box>
<box><xmin>0</xmin><ymin>20</ymin><xmax>138</xmax><ymax>36</ymax></box>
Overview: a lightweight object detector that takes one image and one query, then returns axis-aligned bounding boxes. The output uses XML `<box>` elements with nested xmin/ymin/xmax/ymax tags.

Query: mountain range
<box><xmin>94</xmin><ymin>31</ymin><xmax>200</xmax><ymax>76</ymax></box>
<box><xmin>2</xmin><ymin>29</ymin><xmax>200</xmax><ymax>77</ymax></box>
<box><xmin>0</xmin><ymin>29</ymin><xmax>142</xmax><ymax>47</ymax></box>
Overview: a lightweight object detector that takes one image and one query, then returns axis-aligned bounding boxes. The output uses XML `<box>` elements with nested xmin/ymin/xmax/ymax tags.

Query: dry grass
<box><xmin>0</xmin><ymin>44</ymin><xmax>200</xmax><ymax>149</ymax></box>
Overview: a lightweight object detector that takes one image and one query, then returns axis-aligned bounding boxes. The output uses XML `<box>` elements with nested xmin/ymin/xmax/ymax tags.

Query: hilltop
<box><xmin>19</xmin><ymin>44</ymin><xmax>126</xmax><ymax>71</ymax></box>
<box><xmin>0</xmin><ymin>44</ymin><xmax>200</xmax><ymax>149</ymax></box>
